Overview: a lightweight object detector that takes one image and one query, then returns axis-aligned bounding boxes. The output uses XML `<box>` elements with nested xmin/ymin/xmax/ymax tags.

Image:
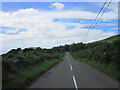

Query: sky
<box><xmin>0</xmin><ymin>1</ymin><xmax>118</xmax><ymax>54</ymax></box>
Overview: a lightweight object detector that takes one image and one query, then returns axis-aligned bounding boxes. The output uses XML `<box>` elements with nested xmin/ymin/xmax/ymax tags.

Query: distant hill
<box><xmin>70</xmin><ymin>34</ymin><xmax>120</xmax><ymax>81</ymax></box>
<box><xmin>70</xmin><ymin>34</ymin><xmax>120</xmax><ymax>66</ymax></box>
<box><xmin>2</xmin><ymin>34</ymin><xmax>120</xmax><ymax>87</ymax></box>
<box><xmin>93</xmin><ymin>34</ymin><xmax>120</xmax><ymax>44</ymax></box>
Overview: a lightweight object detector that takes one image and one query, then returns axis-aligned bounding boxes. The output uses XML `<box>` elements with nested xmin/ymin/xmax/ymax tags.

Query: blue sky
<box><xmin>1</xmin><ymin>2</ymin><xmax>118</xmax><ymax>34</ymax></box>
<box><xmin>53</xmin><ymin>18</ymin><xmax>118</xmax><ymax>34</ymax></box>
<box><xmin>0</xmin><ymin>26</ymin><xmax>26</xmax><ymax>35</ymax></box>
<box><xmin>0</xmin><ymin>2</ymin><xmax>118</xmax><ymax>54</ymax></box>
<box><xmin>2</xmin><ymin>2</ymin><xmax>111</xmax><ymax>12</ymax></box>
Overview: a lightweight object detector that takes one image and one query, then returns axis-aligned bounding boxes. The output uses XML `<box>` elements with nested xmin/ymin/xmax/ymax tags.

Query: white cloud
<box><xmin>49</xmin><ymin>3</ymin><xmax>64</xmax><ymax>10</ymax></box>
<box><xmin>93</xmin><ymin>2</ymin><xmax>118</xmax><ymax>20</ymax></box>
<box><xmin>0</xmin><ymin>8</ymin><xmax>117</xmax><ymax>54</ymax></box>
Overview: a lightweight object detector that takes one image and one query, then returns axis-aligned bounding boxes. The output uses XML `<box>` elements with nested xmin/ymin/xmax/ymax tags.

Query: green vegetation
<box><xmin>70</xmin><ymin>35</ymin><xmax>120</xmax><ymax>81</ymax></box>
<box><xmin>76</xmin><ymin>58</ymin><xmax>119</xmax><ymax>81</ymax></box>
<box><xmin>2</xmin><ymin>47</ymin><xmax>64</xmax><ymax>88</ymax></box>
<box><xmin>3</xmin><ymin>59</ymin><xmax>59</xmax><ymax>88</ymax></box>
<box><xmin>2</xmin><ymin>35</ymin><xmax>120</xmax><ymax>88</ymax></box>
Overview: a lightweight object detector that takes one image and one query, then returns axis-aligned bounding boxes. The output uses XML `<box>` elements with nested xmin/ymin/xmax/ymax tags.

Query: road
<box><xmin>28</xmin><ymin>52</ymin><xmax>118</xmax><ymax>89</ymax></box>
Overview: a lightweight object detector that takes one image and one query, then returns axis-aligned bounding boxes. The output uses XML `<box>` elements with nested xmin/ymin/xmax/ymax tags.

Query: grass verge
<box><xmin>3</xmin><ymin>59</ymin><xmax>60</xmax><ymax>88</ymax></box>
<box><xmin>76</xmin><ymin>58</ymin><xmax>120</xmax><ymax>82</ymax></box>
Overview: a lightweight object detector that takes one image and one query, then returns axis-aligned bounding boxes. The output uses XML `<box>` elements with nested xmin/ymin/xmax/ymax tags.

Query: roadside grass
<box><xmin>75</xmin><ymin>58</ymin><xmax>120</xmax><ymax>82</ymax></box>
<box><xmin>3</xmin><ymin>59</ymin><xmax>60</xmax><ymax>88</ymax></box>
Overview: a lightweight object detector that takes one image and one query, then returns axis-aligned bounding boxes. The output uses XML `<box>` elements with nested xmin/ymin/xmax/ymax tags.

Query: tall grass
<box><xmin>3</xmin><ymin>59</ymin><xmax>59</xmax><ymax>88</ymax></box>
<box><xmin>76</xmin><ymin>58</ymin><xmax>119</xmax><ymax>82</ymax></box>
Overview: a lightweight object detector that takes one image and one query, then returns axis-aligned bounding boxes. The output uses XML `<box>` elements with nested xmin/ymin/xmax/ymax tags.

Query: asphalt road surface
<box><xmin>28</xmin><ymin>52</ymin><xmax>118</xmax><ymax>89</ymax></box>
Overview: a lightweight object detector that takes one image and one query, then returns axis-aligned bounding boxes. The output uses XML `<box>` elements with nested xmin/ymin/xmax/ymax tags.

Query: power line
<box><xmin>82</xmin><ymin>0</ymin><xmax>112</xmax><ymax>42</ymax></box>
<box><xmin>87</xmin><ymin>0</ymin><xmax>112</xmax><ymax>36</ymax></box>
<box><xmin>81</xmin><ymin>0</ymin><xmax>108</xmax><ymax>42</ymax></box>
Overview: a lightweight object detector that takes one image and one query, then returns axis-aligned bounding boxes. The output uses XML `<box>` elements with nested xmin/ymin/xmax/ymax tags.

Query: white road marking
<box><xmin>72</xmin><ymin>76</ymin><xmax>78</xmax><ymax>90</ymax></box>
<box><xmin>67</xmin><ymin>53</ymin><xmax>78</xmax><ymax>89</ymax></box>
<box><xmin>70</xmin><ymin>64</ymin><xmax>73</xmax><ymax>70</ymax></box>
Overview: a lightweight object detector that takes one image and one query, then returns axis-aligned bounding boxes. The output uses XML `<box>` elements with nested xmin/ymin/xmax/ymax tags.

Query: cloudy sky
<box><xmin>0</xmin><ymin>1</ymin><xmax>118</xmax><ymax>54</ymax></box>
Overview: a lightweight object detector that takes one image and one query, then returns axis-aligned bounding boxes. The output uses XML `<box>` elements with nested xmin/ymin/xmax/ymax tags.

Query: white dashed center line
<box><xmin>70</xmin><ymin>64</ymin><xmax>73</xmax><ymax>70</ymax></box>
<box><xmin>72</xmin><ymin>75</ymin><xmax>78</xmax><ymax>90</ymax></box>
<box><xmin>67</xmin><ymin>52</ymin><xmax>78</xmax><ymax>89</ymax></box>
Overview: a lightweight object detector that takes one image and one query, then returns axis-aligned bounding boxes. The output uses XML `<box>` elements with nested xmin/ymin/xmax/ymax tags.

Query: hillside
<box><xmin>2</xmin><ymin>47</ymin><xmax>65</xmax><ymax>88</ymax></box>
<box><xmin>70</xmin><ymin>35</ymin><xmax>120</xmax><ymax>81</ymax></box>
<box><xmin>2</xmin><ymin>35</ymin><xmax>120</xmax><ymax>88</ymax></box>
<box><xmin>70</xmin><ymin>35</ymin><xmax>120</xmax><ymax>64</ymax></box>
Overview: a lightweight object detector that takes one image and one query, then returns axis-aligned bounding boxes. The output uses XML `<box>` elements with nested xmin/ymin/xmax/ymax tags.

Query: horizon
<box><xmin>1</xmin><ymin>34</ymin><xmax>118</xmax><ymax>55</ymax></box>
